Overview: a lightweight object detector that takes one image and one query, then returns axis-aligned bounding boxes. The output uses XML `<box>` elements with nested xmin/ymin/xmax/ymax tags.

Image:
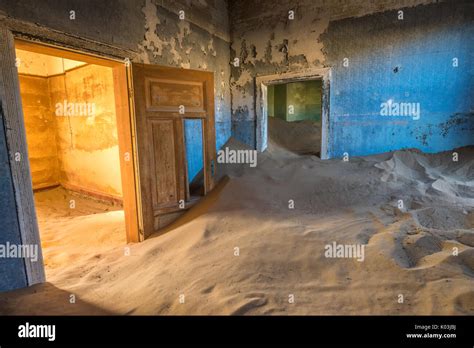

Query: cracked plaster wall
<box><xmin>228</xmin><ymin>0</ymin><xmax>473</xmax><ymax>156</ymax></box>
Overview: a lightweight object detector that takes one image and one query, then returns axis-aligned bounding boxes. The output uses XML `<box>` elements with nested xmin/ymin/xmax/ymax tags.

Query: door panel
<box><xmin>150</xmin><ymin>119</ymin><xmax>178</xmax><ymax>208</ymax></box>
<box><xmin>146</xmin><ymin>78</ymin><xmax>205</xmax><ymax>112</ymax></box>
<box><xmin>132</xmin><ymin>63</ymin><xmax>215</xmax><ymax>238</ymax></box>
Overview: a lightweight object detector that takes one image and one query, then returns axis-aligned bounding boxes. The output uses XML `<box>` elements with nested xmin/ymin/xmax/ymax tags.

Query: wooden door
<box><xmin>131</xmin><ymin>64</ymin><xmax>216</xmax><ymax>238</ymax></box>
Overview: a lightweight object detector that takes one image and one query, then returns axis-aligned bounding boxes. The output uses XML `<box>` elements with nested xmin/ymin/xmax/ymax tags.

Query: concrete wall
<box><xmin>229</xmin><ymin>0</ymin><xmax>474</xmax><ymax>157</ymax></box>
<box><xmin>19</xmin><ymin>75</ymin><xmax>59</xmax><ymax>189</ymax></box>
<box><xmin>50</xmin><ymin>65</ymin><xmax>123</xmax><ymax>199</ymax></box>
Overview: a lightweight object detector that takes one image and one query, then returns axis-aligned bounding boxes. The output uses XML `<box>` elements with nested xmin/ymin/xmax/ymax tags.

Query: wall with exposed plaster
<box><xmin>1</xmin><ymin>0</ymin><xmax>473</xmax><ymax>292</ymax></box>
<box><xmin>0</xmin><ymin>0</ymin><xmax>233</xmax><ymax>152</ymax></box>
<box><xmin>0</xmin><ymin>0</ymin><xmax>233</xmax><ymax>291</ymax></box>
<box><xmin>229</xmin><ymin>0</ymin><xmax>474</xmax><ymax>157</ymax></box>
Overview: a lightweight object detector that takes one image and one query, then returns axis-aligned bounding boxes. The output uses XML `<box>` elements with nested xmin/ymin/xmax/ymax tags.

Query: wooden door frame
<box><xmin>131</xmin><ymin>64</ymin><xmax>216</xmax><ymax>237</ymax></box>
<box><xmin>255</xmin><ymin>68</ymin><xmax>331</xmax><ymax>159</ymax></box>
<box><xmin>0</xmin><ymin>21</ymin><xmax>141</xmax><ymax>286</ymax></box>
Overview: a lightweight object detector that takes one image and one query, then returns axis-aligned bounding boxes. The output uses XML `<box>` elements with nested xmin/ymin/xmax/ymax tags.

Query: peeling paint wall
<box><xmin>136</xmin><ymin>0</ymin><xmax>232</xmax><ymax>150</ymax></box>
<box><xmin>0</xmin><ymin>0</ymin><xmax>233</xmax><ymax>290</ymax></box>
<box><xmin>0</xmin><ymin>0</ymin><xmax>233</xmax><ymax>150</ymax></box>
<box><xmin>229</xmin><ymin>0</ymin><xmax>473</xmax><ymax>156</ymax></box>
<box><xmin>321</xmin><ymin>2</ymin><xmax>474</xmax><ymax>157</ymax></box>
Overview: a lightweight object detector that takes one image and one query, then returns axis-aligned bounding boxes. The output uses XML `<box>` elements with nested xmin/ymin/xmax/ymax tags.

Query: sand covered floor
<box><xmin>0</xmin><ymin>140</ymin><xmax>473</xmax><ymax>315</ymax></box>
<box><xmin>268</xmin><ymin>117</ymin><xmax>321</xmax><ymax>155</ymax></box>
<box><xmin>33</xmin><ymin>187</ymin><xmax>125</xmax><ymax>281</ymax></box>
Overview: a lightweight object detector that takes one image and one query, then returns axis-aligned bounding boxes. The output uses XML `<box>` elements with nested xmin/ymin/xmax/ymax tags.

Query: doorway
<box><xmin>255</xmin><ymin>68</ymin><xmax>331</xmax><ymax>159</ymax></box>
<box><xmin>130</xmin><ymin>64</ymin><xmax>216</xmax><ymax>237</ymax></box>
<box><xmin>1</xmin><ymin>31</ymin><xmax>217</xmax><ymax>286</ymax></box>
<box><xmin>267</xmin><ymin>80</ymin><xmax>323</xmax><ymax>156</ymax></box>
<box><xmin>14</xmin><ymin>41</ymin><xmax>139</xmax><ymax>277</ymax></box>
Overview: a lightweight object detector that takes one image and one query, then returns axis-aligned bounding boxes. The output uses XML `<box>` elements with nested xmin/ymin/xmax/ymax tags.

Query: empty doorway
<box><xmin>13</xmin><ymin>39</ymin><xmax>140</xmax><ymax>278</ymax></box>
<box><xmin>267</xmin><ymin>80</ymin><xmax>323</xmax><ymax>156</ymax></box>
<box><xmin>255</xmin><ymin>68</ymin><xmax>331</xmax><ymax>158</ymax></box>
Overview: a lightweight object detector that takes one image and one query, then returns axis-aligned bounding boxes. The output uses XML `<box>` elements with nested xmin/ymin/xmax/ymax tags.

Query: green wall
<box><xmin>267</xmin><ymin>80</ymin><xmax>322</xmax><ymax>122</ymax></box>
<box><xmin>273</xmin><ymin>83</ymin><xmax>287</xmax><ymax>120</ymax></box>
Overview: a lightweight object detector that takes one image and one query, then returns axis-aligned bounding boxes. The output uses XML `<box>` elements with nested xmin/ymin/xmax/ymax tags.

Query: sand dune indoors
<box><xmin>0</xmin><ymin>140</ymin><xmax>472</xmax><ymax>315</ymax></box>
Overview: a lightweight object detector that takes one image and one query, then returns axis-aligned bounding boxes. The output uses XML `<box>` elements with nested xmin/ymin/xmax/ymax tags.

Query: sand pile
<box><xmin>375</xmin><ymin>147</ymin><xmax>474</xmax><ymax>206</ymax></box>
<box><xmin>0</xmin><ymin>142</ymin><xmax>472</xmax><ymax>315</ymax></box>
<box><xmin>268</xmin><ymin>117</ymin><xmax>321</xmax><ymax>155</ymax></box>
<box><xmin>33</xmin><ymin>187</ymin><xmax>125</xmax><ymax>278</ymax></box>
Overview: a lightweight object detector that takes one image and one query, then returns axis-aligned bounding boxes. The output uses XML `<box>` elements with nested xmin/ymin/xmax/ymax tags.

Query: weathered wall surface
<box><xmin>17</xmin><ymin>58</ymin><xmax>123</xmax><ymax>198</ymax></box>
<box><xmin>269</xmin><ymin>81</ymin><xmax>322</xmax><ymax>122</ymax></box>
<box><xmin>184</xmin><ymin>119</ymin><xmax>204</xmax><ymax>184</ymax></box>
<box><xmin>50</xmin><ymin>64</ymin><xmax>123</xmax><ymax>199</ymax></box>
<box><xmin>273</xmin><ymin>84</ymin><xmax>287</xmax><ymax>120</ymax></box>
<box><xmin>286</xmin><ymin>81</ymin><xmax>322</xmax><ymax>122</ymax></box>
<box><xmin>229</xmin><ymin>0</ymin><xmax>474</xmax><ymax>157</ymax></box>
<box><xmin>0</xmin><ymin>109</ymin><xmax>28</xmax><ymax>292</ymax></box>
<box><xmin>322</xmin><ymin>1</ymin><xmax>474</xmax><ymax>157</ymax></box>
<box><xmin>16</xmin><ymin>49</ymin><xmax>86</xmax><ymax>76</ymax></box>
<box><xmin>19</xmin><ymin>75</ymin><xmax>59</xmax><ymax>189</ymax></box>
<box><xmin>0</xmin><ymin>0</ymin><xmax>232</xmax><ymax>291</ymax></box>
<box><xmin>0</xmin><ymin>0</ymin><xmax>233</xmax><ymax>151</ymax></box>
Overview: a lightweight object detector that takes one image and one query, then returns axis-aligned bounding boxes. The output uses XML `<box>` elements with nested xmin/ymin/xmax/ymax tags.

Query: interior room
<box><xmin>15</xmin><ymin>48</ymin><xmax>126</xmax><ymax>277</ymax></box>
<box><xmin>0</xmin><ymin>0</ymin><xmax>472</xmax><ymax>317</ymax></box>
<box><xmin>267</xmin><ymin>80</ymin><xmax>322</xmax><ymax>156</ymax></box>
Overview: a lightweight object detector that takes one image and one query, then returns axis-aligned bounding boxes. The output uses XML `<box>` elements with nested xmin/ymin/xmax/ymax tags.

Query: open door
<box><xmin>131</xmin><ymin>64</ymin><xmax>216</xmax><ymax>239</ymax></box>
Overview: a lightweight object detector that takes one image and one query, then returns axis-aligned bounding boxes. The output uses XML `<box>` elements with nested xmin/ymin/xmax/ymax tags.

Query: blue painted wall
<box><xmin>0</xmin><ymin>111</ymin><xmax>28</xmax><ymax>292</ymax></box>
<box><xmin>215</xmin><ymin>120</ymin><xmax>231</xmax><ymax>151</ymax></box>
<box><xmin>230</xmin><ymin>2</ymin><xmax>473</xmax><ymax>158</ymax></box>
<box><xmin>322</xmin><ymin>3</ymin><xmax>474</xmax><ymax>158</ymax></box>
<box><xmin>232</xmin><ymin>119</ymin><xmax>255</xmax><ymax>149</ymax></box>
<box><xmin>184</xmin><ymin>119</ymin><xmax>204</xmax><ymax>183</ymax></box>
<box><xmin>185</xmin><ymin>119</ymin><xmax>231</xmax><ymax>184</ymax></box>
